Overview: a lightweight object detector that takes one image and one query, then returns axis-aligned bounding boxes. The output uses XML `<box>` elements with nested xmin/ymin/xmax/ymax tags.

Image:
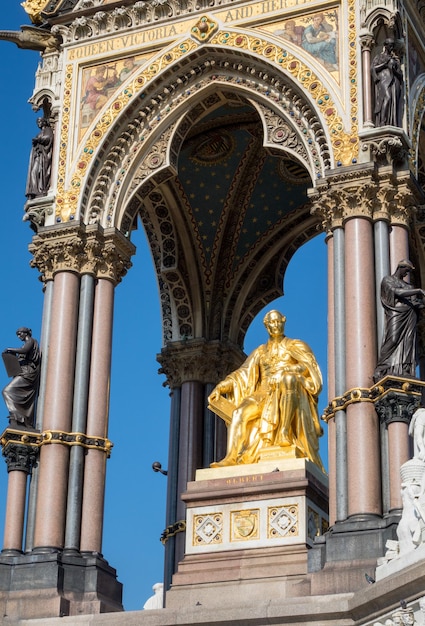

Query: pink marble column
<box><xmin>80</xmin><ymin>278</ymin><xmax>115</xmax><ymax>554</ymax></box>
<box><xmin>33</xmin><ymin>271</ymin><xmax>80</xmax><ymax>549</ymax></box>
<box><xmin>326</xmin><ymin>233</ymin><xmax>337</xmax><ymax>526</ymax></box>
<box><xmin>3</xmin><ymin>471</ymin><xmax>27</xmax><ymax>552</ymax></box>
<box><xmin>389</xmin><ymin>225</ymin><xmax>409</xmax><ymax>272</ymax></box>
<box><xmin>345</xmin><ymin>217</ymin><xmax>381</xmax><ymax>517</ymax></box>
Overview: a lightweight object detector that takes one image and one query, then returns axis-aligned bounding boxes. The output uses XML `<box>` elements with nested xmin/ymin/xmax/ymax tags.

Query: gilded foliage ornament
<box><xmin>21</xmin><ymin>0</ymin><xmax>50</xmax><ymax>24</ymax></box>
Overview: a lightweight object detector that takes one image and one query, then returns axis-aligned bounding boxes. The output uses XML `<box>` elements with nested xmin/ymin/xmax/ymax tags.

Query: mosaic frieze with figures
<box><xmin>258</xmin><ymin>8</ymin><xmax>340</xmax><ymax>81</ymax></box>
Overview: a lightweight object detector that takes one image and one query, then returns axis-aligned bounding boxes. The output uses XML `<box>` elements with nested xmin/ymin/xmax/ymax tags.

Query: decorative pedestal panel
<box><xmin>166</xmin><ymin>459</ymin><xmax>328</xmax><ymax>609</ymax></box>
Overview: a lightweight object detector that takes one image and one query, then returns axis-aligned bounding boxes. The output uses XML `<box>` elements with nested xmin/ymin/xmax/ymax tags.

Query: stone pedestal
<box><xmin>166</xmin><ymin>459</ymin><xmax>328</xmax><ymax>609</ymax></box>
<box><xmin>0</xmin><ymin>552</ymin><xmax>123</xmax><ymax>620</ymax></box>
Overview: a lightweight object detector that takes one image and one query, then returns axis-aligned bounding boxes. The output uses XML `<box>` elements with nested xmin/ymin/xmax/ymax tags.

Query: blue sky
<box><xmin>0</xmin><ymin>5</ymin><xmax>328</xmax><ymax>611</ymax></box>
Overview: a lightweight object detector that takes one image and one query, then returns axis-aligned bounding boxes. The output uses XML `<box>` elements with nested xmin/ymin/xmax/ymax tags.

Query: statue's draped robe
<box><xmin>222</xmin><ymin>337</ymin><xmax>324</xmax><ymax>471</ymax></box>
<box><xmin>2</xmin><ymin>338</ymin><xmax>40</xmax><ymax>426</ymax></box>
<box><xmin>375</xmin><ymin>275</ymin><xmax>421</xmax><ymax>379</ymax></box>
<box><xmin>371</xmin><ymin>50</ymin><xmax>403</xmax><ymax>127</ymax></box>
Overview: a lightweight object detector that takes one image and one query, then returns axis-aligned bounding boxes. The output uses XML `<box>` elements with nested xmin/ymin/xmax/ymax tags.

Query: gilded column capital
<box><xmin>370</xmin><ymin>184</ymin><xmax>397</xmax><ymax>222</ymax></box>
<box><xmin>310</xmin><ymin>167</ymin><xmax>420</xmax><ymax>230</ymax></box>
<box><xmin>95</xmin><ymin>228</ymin><xmax>135</xmax><ymax>284</ymax></box>
<box><xmin>310</xmin><ymin>188</ymin><xmax>343</xmax><ymax>232</ymax></box>
<box><xmin>29</xmin><ymin>225</ymin><xmax>85</xmax><ymax>280</ymax></box>
<box><xmin>390</xmin><ymin>188</ymin><xmax>417</xmax><ymax>228</ymax></box>
<box><xmin>157</xmin><ymin>339</ymin><xmax>245</xmax><ymax>388</ymax></box>
<box><xmin>310</xmin><ymin>176</ymin><xmax>375</xmax><ymax>229</ymax></box>
<box><xmin>29</xmin><ymin>224</ymin><xmax>135</xmax><ymax>283</ymax></box>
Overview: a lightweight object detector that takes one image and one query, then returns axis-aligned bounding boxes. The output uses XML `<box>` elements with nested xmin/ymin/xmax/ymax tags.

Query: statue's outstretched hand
<box><xmin>209</xmin><ymin>381</ymin><xmax>231</xmax><ymax>403</ymax></box>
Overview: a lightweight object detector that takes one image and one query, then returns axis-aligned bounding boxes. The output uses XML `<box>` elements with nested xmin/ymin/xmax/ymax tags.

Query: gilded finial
<box><xmin>21</xmin><ymin>0</ymin><xmax>50</xmax><ymax>25</ymax></box>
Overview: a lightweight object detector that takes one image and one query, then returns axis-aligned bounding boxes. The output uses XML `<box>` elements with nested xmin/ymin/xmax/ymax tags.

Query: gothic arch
<box><xmin>61</xmin><ymin>38</ymin><xmax>342</xmax><ymax>345</ymax></box>
<box><xmin>79</xmin><ymin>50</ymin><xmax>335</xmax><ymax>226</ymax></box>
<box><xmin>54</xmin><ymin>23</ymin><xmax>356</xmax><ymax>227</ymax></box>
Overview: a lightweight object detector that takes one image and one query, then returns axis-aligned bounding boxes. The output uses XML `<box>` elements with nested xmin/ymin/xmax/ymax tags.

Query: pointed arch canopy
<box><xmin>55</xmin><ymin>26</ymin><xmax>356</xmax><ymax>344</ymax></box>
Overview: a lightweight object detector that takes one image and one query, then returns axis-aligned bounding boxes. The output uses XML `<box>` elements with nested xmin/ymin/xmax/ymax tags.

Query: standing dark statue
<box><xmin>371</xmin><ymin>39</ymin><xmax>404</xmax><ymax>127</ymax></box>
<box><xmin>25</xmin><ymin>116</ymin><xmax>54</xmax><ymax>199</ymax></box>
<box><xmin>2</xmin><ymin>328</ymin><xmax>40</xmax><ymax>428</ymax></box>
<box><xmin>374</xmin><ymin>260</ymin><xmax>425</xmax><ymax>381</ymax></box>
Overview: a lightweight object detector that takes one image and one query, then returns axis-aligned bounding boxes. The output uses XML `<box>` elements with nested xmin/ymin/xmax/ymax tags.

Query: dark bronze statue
<box><xmin>2</xmin><ymin>328</ymin><xmax>40</xmax><ymax>428</ymax></box>
<box><xmin>374</xmin><ymin>260</ymin><xmax>425</xmax><ymax>381</ymax></box>
<box><xmin>25</xmin><ymin>116</ymin><xmax>54</xmax><ymax>199</ymax></box>
<box><xmin>371</xmin><ymin>39</ymin><xmax>404</xmax><ymax>128</ymax></box>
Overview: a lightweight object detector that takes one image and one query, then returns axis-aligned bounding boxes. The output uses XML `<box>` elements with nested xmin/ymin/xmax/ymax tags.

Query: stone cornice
<box><xmin>157</xmin><ymin>339</ymin><xmax>245</xmax><ymax>388</ymax></box>
<box><xmin>47</xmin><ymin>0</ymin><xmax>280</xmax><ymax>42</ymax></box>
<box><xmin>29</xmin><ymin>223</ymin><xmax>135</xmax><ymax>283</ymax></box>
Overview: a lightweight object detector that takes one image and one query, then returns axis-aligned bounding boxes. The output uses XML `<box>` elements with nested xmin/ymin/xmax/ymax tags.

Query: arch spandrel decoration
<box><xmin>54</xmin><ymin>10</ymin><xmax>358</xmax><ymax>225</ymax></box>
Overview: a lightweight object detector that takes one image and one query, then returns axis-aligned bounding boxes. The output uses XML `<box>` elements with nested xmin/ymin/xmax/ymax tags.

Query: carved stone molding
<box><xmin>157</xmin><ymin>339</ymin><xmax>245</xmax><ymax>388</ymax></box>
<box><xmin>24</xmin><ymin>195</ymin><xmax>55</xmax><ymax>232</ymax></box>
<box><xmin>361</xmin><ymin>136</ymin><xmax>409</xmax><ymax>167</ymax></box>
<box><xmin>255</xmin><ymin>102</ymin><xmax>321</xmax><ymax>174</ymax></box>
<box><xmin>359</xmin><ymin>128</ymin><xmax>411</xmax><ymax>168</ymax></box>
<box><xmin>310</xmin><ymin>167</ymin><xmax>418</xmax><ymax>231</ymax></box>
<box><xmin>29</xmin><ymin>223</ymin><xmax>135</xmax><ymax>283</ymax></box>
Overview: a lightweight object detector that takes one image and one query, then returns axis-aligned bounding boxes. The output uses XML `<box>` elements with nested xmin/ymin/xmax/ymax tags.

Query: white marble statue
<box><xmin>395</xmin><ymin>408</ymin><xmax>425</xmax><ymax>555</ymax></box>
<box><xmin>143</xmin><ymin>582</ymin><xmax>164</xmax><ymax>610</ymax></box>
<box><xmin>409</xmin><ymin>408</ymin><xmax>425</xmax><ymax>461</ymax></box>
<box><xmin>373</xmin><ymin>606</ymin><xmax>415</xmax><ymax>624</ymax></box>
<box><xmin>379</xmin><ymin>408</ymin><xmax>425</xmax><ymax>565</ymax></box>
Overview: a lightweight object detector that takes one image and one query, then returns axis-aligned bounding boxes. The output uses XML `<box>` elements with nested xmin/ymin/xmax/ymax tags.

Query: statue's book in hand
<box><xmin>2</xmin><ymin>353</ymin><xmax>22</xmax><ymax>377</ymax></box>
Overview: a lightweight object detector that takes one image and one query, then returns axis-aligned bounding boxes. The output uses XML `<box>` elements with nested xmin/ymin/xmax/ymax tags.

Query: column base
<box><xmin>0</xmin><ymin>550</ymin><xmax>123</xmax><ymax>620</ymax></box>
<box><xmin>308</xmin><ymin>512</ymin><xmax>401</xmax><ymax>574</ymax></box>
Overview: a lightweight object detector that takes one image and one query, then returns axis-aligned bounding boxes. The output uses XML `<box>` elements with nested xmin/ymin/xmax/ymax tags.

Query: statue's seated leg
<box><xmin>211</xmin><ymin>398</ymin><xmax>260</xmax><ymax>467</ymax></box>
